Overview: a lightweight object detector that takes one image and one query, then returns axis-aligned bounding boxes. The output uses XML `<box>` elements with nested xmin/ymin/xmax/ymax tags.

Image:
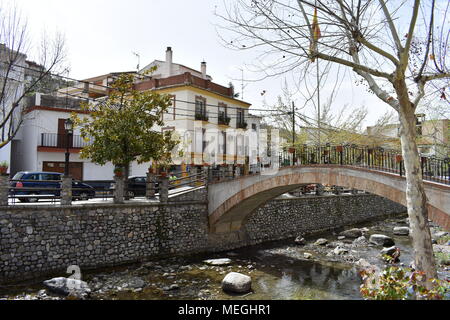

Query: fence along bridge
<box><xmin>207</xmin><ymin>145</ymin><xmax>450</xmax><ymax>233</ymax></box>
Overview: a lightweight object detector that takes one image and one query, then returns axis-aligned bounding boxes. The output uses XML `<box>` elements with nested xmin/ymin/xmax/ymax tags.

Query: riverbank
<box><xmin>1</xmin><ymin>216</ymin><xmax>448</xmax><ymax>300</ymax></box>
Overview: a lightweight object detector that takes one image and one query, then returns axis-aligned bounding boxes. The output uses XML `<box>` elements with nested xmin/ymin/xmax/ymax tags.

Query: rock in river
<box><xmin>369</xmin><ymin>234</ymin><xmax>395</xmax><ymax>247</ymax></box>
<box><xmin>314</xmin><ymin>238</ymin><xmax>328</xmax><ymax>246</ymax></box>
<box><xmin>125</xmin><ymin>277</ymin><xmax>146</xmax><ymax>289</ymax></box>
<box><xmin>393</xmin><ymin>227</ymin><xmax>410</xmax><ymax>236</ymax></box>
<box><xmin>304</xmin><ymin>252</ymin><xmax>313</xmax><ymax>259</ymax></box>
<box><xmin>339</xmin><ymin>228</ymin><xmax>363</xmax><ymax>239</ymax></box>
<box><xmin>203</xmin><ymin>258</ymin><xmax>232</xmax><ymax>266</ymax></box>
<box><xmin>333</xmin><ymin>247</ymin><xmax>348</xmax><ymax>255</ymax></box>
<box><xmin>222</xmin><ymin>272</ymin><xmax>252</xmax><ymax>294</ymax></box>
<box><xmin>294</xmin><ymin>236</ymin><xmax>306</xmax><ymax>245</ymax></box>
<box><xmin>380</xmin><ymin>246</ymin><xmax>401</xmax><ymax>263</ymax></box>
<box><xmin>43</xmin><ymin>277</ymin><xmax>91</xmax><ymax>298</ymax></box>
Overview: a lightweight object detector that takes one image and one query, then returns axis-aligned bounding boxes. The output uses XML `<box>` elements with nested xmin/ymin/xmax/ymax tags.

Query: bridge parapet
<box><xmin>208</xmin><ymin>165</ymin><xmax>450</xmax><ymax>233</ymax></box>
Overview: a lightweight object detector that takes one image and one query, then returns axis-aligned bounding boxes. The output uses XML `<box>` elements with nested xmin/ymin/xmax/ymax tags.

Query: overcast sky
<box><xmin>6</xmin><ymin>0</ymin><xmax>392</xmax><ymax>127</ymax></box>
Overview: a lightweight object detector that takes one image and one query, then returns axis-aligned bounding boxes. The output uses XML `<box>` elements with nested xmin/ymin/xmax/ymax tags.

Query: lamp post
<box><xmin>64</xmin><ymin>118</ymin><xmax>73</xmax><ymax>177</ymax></box>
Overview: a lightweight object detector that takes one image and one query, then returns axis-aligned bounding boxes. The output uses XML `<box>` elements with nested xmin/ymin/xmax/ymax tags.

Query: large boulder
<box><xmin>393</xmin><ymin>227</ymin><xmax>410</xmax><ymax>236</ymax></box>
<box><xmin>43</xmin><ymin>277</ymin><xmax>91</xmax><ymax>298</ymax></box>
<box><xmin>222</xmin><ymin>272</ymin><xmax>252</xmax><ymax>294</ymax></box>
<box><xmin>369</xmin><ymin>234</ymin><xmax>395</xmax><ymax>247</ymax></box>
<box><xmin>339</xmin><ymin>228</ymin><xmax>363</xmax><ymax>239</ymax></box>
<box><xmin>203</xmin><ymin>258</ymin><xmax>232</xmax><ymax>266</ymax></box>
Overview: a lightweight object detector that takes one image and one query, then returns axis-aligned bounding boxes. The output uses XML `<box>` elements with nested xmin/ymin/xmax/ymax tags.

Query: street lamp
<box><xmin>64</xmin><ymin>118</ymin><xmax>73</xmax><ymax>177</ymax></box>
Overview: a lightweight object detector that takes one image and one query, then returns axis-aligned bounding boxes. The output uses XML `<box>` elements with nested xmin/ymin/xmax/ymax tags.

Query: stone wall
<box><xmin>0</xmin><ymin>202</ymin><xmax>208</xmax><ymax>283</ymax></box>
<box><xmin>0</xmin><ymin>193</ymin><xmax>406</xmax><ymax>283</ymax></box>
<box><xmin>209</xmin><ymin>194</ymin><xmax>406</xmax><ymax>251</ymax></box>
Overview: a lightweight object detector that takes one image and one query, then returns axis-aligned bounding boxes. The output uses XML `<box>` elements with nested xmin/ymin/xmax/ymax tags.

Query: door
<box><xmin>57</xmin><ymin>118</ymin><xmax>73</xmax><ymax>148</ymax></box>
<box><xmin>43</xmin><ymin>161</ymin><xmax>83</xmax><ymax>180</ymax></box>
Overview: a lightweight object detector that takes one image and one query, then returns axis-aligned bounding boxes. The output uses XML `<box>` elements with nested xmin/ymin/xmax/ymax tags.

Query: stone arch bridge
<box><xmin>207</xmin><ymin>165</ymin><xmax>450</xmax><ymax>233</ymax></box>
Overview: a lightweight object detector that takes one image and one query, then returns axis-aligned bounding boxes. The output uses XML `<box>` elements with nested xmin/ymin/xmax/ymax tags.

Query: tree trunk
<box><xmin>396</xmin><ymin>82</ymin><xmax>437</xmax><ymax>280</ymax></box>
<box><xmin>124</xmin><ymin>162</ymin><xmax>130</xmax><ymax>200</ymax></box>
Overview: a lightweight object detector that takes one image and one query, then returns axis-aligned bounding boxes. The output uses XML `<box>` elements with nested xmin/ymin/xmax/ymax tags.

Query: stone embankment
<box><xmin>1</xmin><ymin>193</ymin><xmax>406</xmax><ymax>283</ymax></box>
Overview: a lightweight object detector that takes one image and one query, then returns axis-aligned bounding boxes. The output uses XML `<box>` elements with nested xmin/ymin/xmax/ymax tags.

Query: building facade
<box><xmin>11</xmin><ymin>48</ymin><xmax>262</xmax><ymax>180</ymax></box>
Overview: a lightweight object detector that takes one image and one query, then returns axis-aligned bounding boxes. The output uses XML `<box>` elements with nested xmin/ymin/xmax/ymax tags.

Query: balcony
<box><xmin>39</xmin><ymin>133</ymin><xmax>89</xmax><ymax>149</ymax></box>
<box><xmin>218</xmin><ymin>114</ymin><xmax>231</xmax><ymax>126</ymax></box>
<box><xmin>195</xmin><ymin>113</ymin><xmax>209</xmax><ymax>122</ymax></box>
<box><xmin>26</xmin><ymin>94</ymin><xmax>83</xmax><ymax>110</ymax></box>
<box><xmin>237</xmin><ymin>121</ymin><xmax>248</xmax><ymax>129</ymax></box>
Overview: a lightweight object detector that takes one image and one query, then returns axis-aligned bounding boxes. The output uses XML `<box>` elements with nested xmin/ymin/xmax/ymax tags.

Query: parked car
<box><xmin>72</xmin><ymin>180</ymin><xmax>96</xmax><ymax>200</ymax></box>
<box><xmin>10</xmin><ymin>171</ymin><xmax>61</xmax><ymax>202</ymax></box>
<box><xmin>110</xmin><ymin>176</ymin><xmax>159</xmax><ymax>198</ymax></box>
<box><xmin>10</xmin><ymin>171</ymin><xmax>95</xmax><ymax>202</ymax></box>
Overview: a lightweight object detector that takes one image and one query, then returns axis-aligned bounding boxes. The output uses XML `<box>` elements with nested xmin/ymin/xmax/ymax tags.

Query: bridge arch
<box><xmin>208</xmin><ymin>165</ymin><xmax>450</xmax><ymax>233</ymax></box>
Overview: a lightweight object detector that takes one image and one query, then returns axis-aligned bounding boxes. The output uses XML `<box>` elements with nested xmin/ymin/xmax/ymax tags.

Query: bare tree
<box><xmin>0</xmin><ymin>4</ymin><xmax>66</xmax><ymax>149</ymax></box>
<box><xmin>217</xmin><ymin>0</ymin><xmax>450</xmax><ymax>279</ymax></box>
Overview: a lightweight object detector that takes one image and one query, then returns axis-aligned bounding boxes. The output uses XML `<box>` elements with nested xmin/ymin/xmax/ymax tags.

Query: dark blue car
<box><xmin>10</xmin><ymin>171</ymin><xmax>95</xmax><ymax>202</ymax></box>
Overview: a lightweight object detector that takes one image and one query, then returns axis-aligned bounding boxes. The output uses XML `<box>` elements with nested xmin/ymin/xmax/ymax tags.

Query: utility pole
<box><xmin>292</xmin><ymin>101</ymin><xmax>296</xmax><ymax>165</ymax></box>
<box><xmin>317</xmin><ymin>59</ymin><xmax>321</xmax><ymax>147</ymax></box>
<box><xmin>132</xmin><ymin>52</ymin><xmax>140</xmax><ymax>71</ymax></box>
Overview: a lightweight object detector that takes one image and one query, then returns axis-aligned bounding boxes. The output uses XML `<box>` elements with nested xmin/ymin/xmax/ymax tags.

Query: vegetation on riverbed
<box><xmin>360</xmin><ymin>266</ymin><xmax>449</xmax><ymax>300</ymax></box>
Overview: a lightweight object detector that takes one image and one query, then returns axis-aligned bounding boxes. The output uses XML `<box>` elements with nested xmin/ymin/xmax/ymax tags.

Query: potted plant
<box><xmin>0</xmin><ymin>161</ymin><xmax>8</xmax><ymax>175</ymax></box>
<box><xmin>114</xmin><ymin>167</ymin><xmax>123</xmax><ymax>177</ymax></box>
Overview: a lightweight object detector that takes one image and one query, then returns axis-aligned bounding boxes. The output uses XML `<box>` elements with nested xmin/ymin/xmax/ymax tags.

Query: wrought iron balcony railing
<box><xmin>39</xmin><ymin>133</ymin><xmax>89</xmax><ymax>149</ymax></box>
<box><xmin>218</xmin><ymin>114</ymin><xmax>231</xmax><ymax>126</ymax></box>
<box><xmin>195</xmin><ymin>113</ymin><xmax>209</xmax><ymax>122</ymax></box>
<box><xmin>236</xmin><ymin>121</ymin><xmax>248</xmax><ymax>129</ymax></box>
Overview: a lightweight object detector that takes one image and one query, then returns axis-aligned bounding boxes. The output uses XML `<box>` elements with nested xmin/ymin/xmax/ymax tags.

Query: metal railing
<box><xmin>167</xmin><ymin>171</ymin><xmax>207</xmax><ymax>197</ymax></box>
<box><xmin>8</xmin><ymin>179</ymin><xmax>101</xmax><ymax>204</ymax></box>
<box><xmin>278</xmin><ymin>144</ymin><xmax>450</xmax><ymax>185</ymax></box>
<box><xmin>39</xmin><ymin>133</ymin><xmax>89</xmax><ymax>149</ymax></box>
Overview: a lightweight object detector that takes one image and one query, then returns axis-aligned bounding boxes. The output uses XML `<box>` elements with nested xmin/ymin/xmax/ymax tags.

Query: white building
<box><xmin>0</xmin><ymin>44</ymin><xmax>27</xmax><ymax>173</ymax></box>
<box><xmin>12</xmin><ymin>48</ymin><xmax>263</xmax><ymax>180</ymax></box>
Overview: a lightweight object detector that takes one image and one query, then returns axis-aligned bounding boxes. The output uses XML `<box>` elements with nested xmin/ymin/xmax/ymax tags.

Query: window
<box><xmin>237</xmin><ymin>109</ymin><xmax>246</xmax><ymax>128</ymax></box>
<box><xmin>26</xmin><ymin>174</ymin><xmax>40</xmax><ymax>181</ymax></box>
<box><xmin>218</xmin><ymin>103</ymin><xmax>230</xmax><ymax>125</ymax></box>
<box><xmin>40</xmin><ymin>173</ymin><xmax>61</xmax><ymax>181</ymax></box>
<box><xmin>252</xmin><ymin>123</ymin><xmax>257</xmax><ymax>131</ymax></box>
<box><xmin>195</xmin><ymin>96</ymin><xmax>207</xmax><ymax>121</ymax></box>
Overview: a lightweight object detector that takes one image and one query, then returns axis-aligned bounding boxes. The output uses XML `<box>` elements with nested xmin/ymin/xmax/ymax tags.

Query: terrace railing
<box><xmin>279</xmin><ymin>144</ymin><xmax>450</xmax><ymax>185</ymax></box>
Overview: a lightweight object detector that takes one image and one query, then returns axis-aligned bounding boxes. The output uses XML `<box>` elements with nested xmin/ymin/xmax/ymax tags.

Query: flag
<box><xmin>309</xmin><ymin>7</ymin><xmax>321</xmax><ymax>62</ymax></box>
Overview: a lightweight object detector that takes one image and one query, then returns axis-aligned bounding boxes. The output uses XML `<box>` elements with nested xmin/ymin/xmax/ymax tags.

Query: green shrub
<box><xmin>360</xmin><ymin>266</ymin><xmax>449</xmax><ymax>300</ymax></box>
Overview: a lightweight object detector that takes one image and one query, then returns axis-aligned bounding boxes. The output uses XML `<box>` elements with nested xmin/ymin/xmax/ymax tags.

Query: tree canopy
<box><xmin>73</xmin><ymin>72</ymin><xmax>178</xmax><ymax>170</ymax></box>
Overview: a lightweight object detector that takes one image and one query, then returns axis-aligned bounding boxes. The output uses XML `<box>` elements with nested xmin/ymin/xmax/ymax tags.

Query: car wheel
<box><xmin>79</xmin><ymin>192</ymin><xmax>89</xmax><ymax>201</ymax></box>
<box><xmin>28</xmin><ymin>193</ymin><xmax>38</xmax><ymax>203</ymax></box>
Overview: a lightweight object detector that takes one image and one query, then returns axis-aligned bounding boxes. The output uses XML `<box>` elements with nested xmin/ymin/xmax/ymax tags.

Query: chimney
<box><xmin>166</xmin><ymin>47</ymin><xmax>173</xmax><ymax>76</ymax></box>
<box><xmin>201</xmin><ymin>61</ymin><xmax>207</xmax><ymax>79</ymax></box>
